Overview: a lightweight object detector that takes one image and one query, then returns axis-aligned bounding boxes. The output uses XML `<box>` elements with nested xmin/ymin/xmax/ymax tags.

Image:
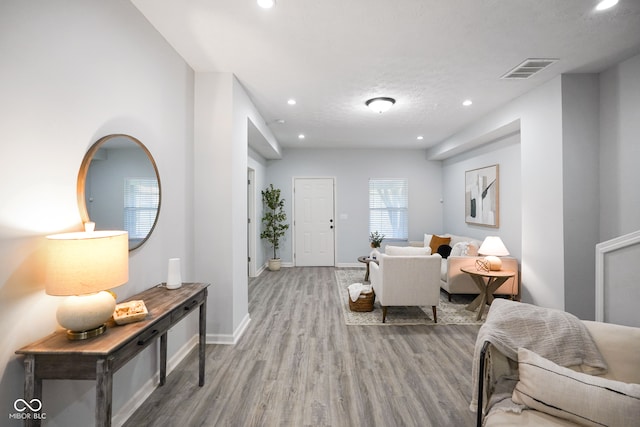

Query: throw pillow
<box><xmin>385</xmin><ymin>245</ymin><xmax>431</xmax><ymax>256</ymax></box>
<box><xmin>437</xmin><ymin>244</ymin><xmax>452</xmax><ymax>259</ymax></box>
<box><xmin>429</xmin><ymin>235</ymin><xmax>451</xmax><ymax>255</ymax></box>
<box><xmin>450</xmin><ymin>242</ymin><xmax>468</xmax><ymax>257</ymax></box>
<box><xmin>424</xmin><ymin>234</ymin><xmax>433</xmax><ymax>248</ymax></box>
<box><xmin>512</xmin><ymin>347</ymin><xmax>640</xmax><ymax>427</ymax></box>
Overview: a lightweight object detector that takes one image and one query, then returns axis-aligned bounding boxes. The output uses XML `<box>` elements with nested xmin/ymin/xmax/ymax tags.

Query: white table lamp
<box><xmin>46</xmin><ymin>229</ymin><xmax>128</xmax><ymax>340</ymax></box>
<box><xmin>478</xmin><ymin>236</ymin><xmax>509</xmax><ymax>271</ymax></box>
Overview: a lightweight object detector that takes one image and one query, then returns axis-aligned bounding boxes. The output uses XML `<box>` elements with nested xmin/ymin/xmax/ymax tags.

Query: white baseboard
<box><xmin>336</xmin><ymin>263</ymin><xmax>365</xmax><ymax>268</ymax></box>
<box><xmin>206</xmin><ymin>313</ymin><xmax>251</xmax><ymax>345</ymax></box>
<box><xmin>112</xmin><ymin>334</ymin><xmax>199</xmax><ymax>427</ymax></box>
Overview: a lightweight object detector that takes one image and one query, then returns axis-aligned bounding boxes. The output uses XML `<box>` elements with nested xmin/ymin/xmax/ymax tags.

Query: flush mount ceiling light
<box><xmin>257</xmin><ymin>0</ymin><xmax>275</xmax><ymax>9</ymax></box>
<box><xmin>298</xmin><ymin>134</ymin><xmax>305</xmax><ymax>139</ymax></box>
<box><xmin>596</xmin><ymin>0</ymin><xmax>618</xmax><ymax>11</ymax></box>
<box><xmin>462</xmin><ymin>99</ymin><xmax>473</xmax><ymax>107</ymax></box>
<box><xmin>365</xmin><ymin>97</ymin><xmax>396</xmax><ymax>114</ymax></box>
<box><xmin>287</xmin><ymin>98</ymin><xmax>296</xmax><ymax>105</ymax></box>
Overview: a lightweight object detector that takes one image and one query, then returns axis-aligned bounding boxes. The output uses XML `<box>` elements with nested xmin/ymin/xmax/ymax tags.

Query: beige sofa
<box><xmin>410</xmin><ymin>233</ymin><xmax>520</xmax><ymax>300</ymax></box>
<box><xmin>480</xmin><ymin>319</ymin><xmax>640</xmax><ymax>426</ymax></box>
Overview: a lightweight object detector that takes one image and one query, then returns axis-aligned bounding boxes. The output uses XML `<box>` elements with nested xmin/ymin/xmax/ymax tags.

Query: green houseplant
<box><xmin>260</xmin><ymin>184</ymin><xmax>289</xmax><ymax>271</ymax></box>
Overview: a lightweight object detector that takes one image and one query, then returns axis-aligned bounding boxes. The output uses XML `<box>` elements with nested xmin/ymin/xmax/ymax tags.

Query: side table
<box><xmin>357</xmin><ymin>256</ymin><xmax>378</xmax><ymax>282</ymax></box>
<box><xmin>460</xmin><ymin>267</ymin><xmax>515</xmax><ymax>320</ymax></box>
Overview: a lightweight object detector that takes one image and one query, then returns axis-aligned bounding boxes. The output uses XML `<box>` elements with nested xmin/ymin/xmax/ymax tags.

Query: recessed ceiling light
<box><xmin>298</xmin><ymin>134</ymin><xmax>305</xmax><ymax>139</ymax></box>
<box><xmin>595</xmin><ymin>0</ymin><xmax>618</xmax><ymax>11</ymax></box>
<box><xmin>287</xmin><ymin>99</ymin><xmax>296</xmax><ymax>105</ymax></box>
<box><xmin>417</xmin><ymin>136</ymin><xmax>424</xmax><ymax>140</ymax></box>
<box><xmin>462</xmin><ymin>100</ymin><xmax>473</xmax><ymax>107</ymax></box>
<box><xmin>365</xmin><ymin>97</ymin><xmax>396</xmax><ymax>113</ymax></box>
<box><xmin>257</xmin><ymin>0</ymin><xmax>275</xmax><ymax>9</ymax></box>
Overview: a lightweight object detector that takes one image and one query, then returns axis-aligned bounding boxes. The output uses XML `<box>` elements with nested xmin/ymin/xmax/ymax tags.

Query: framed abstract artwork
<box><xmin>465</xmin><ymin>164</ymin><xmax>499</xmax><ymax>227</ymax></box>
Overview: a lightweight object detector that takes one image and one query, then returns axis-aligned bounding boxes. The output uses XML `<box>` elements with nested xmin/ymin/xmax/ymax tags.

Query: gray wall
<box><xmin>599</xmin><ymin>53</ymin><xmax>640</xmax><ymax>240</ymax></box>
<box><xmin>561</xmin><ymin>74</ymin><xmax>600</xmax><ymax>320</ymax></box>
<box><xmin>265</xmin><ymin>148</ymin><xmax>443</xmax><ymax>265</ymax></box>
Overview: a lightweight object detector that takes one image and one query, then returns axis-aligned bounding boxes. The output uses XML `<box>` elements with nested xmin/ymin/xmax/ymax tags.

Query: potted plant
<box><xmin>260</xmin><ymin>184</ymin><xmax>289</xmax><ymax>271</ymax></box>
<box><xmin>369</xmin><ymin>231</ymin><xmax>384</xmax><ymax>258</ymax></box>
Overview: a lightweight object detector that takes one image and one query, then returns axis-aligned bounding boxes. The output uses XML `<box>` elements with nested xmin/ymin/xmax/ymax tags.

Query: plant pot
<box><xmin>268</xmin><ymin>258</ymin><xmax>282</xmax><ymax>271</ymax></box>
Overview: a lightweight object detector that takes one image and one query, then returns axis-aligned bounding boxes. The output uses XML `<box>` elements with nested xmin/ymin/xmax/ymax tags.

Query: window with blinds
<box><xmin>124</xmin><ymin>178</ymin><xmax>159</xmax><ymax>239</ymax></box>
<box><xmin>369</xmin><ymin>178</ymin><xmax>408</xmax><ymax>240</ymax></box>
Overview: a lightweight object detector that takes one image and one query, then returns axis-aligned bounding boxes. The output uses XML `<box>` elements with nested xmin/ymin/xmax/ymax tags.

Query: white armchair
<box><xmin>369</xmin><ymin>253</ymin><xmax>442</xmax><ymax>323</ymax></box>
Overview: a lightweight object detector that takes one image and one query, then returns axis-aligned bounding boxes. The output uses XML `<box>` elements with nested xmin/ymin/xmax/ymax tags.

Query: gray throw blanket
<box><xmin>470</xmin><ymin>299</ymin><xmax>608</xmax><ymax>415</ymax></box>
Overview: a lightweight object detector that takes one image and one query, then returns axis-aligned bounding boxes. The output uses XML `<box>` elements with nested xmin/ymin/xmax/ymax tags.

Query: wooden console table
<box><xmin>15</xmin><ymin>282</ymin><xmax>209</xmax><ymax>427</ymax></box>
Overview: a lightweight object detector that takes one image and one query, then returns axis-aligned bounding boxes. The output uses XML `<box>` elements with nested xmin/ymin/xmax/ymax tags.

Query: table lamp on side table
<box><xmin>46</xmin><ymin>228</ymin><xmax>128</xmax><ymax>340</ymax></box>
<box><xmin>478</xmin><ymin>236</ymin><xmax>509</xmax><ymax>271</ymax></box>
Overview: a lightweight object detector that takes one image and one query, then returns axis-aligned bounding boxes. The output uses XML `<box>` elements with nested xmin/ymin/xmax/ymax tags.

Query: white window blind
<box><xmin>124</xmin><ymin>178</ymin><xmax>159</xmax><ymax>239</ymax></box>
<box><xmin>369</xmin><ymin>178</ymin><xmax>408</xmax><ymax>240</ymax></box>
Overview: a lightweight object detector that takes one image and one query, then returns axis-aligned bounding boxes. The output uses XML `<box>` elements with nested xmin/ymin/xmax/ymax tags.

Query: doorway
<box><xmin>293</xmin><ymin>177</ymin><xmax>335</xmax><ymax>266</ymax></box>
<box><xmin>247</xmin><ymin>168</ymin><xmax>257</xmax><ymax>277</ymax></box>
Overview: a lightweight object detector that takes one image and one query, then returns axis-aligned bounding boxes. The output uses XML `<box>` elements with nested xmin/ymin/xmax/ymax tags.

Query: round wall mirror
<box><xmin>77</xmin><ymin>134</ymin><xmax>161</xmax><ymax>251</ymax></box>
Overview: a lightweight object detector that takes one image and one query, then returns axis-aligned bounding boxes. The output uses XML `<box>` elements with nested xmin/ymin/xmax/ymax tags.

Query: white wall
<box><xmin>600</xmin><ymin>53</ymin><xmax>640</xmax><ymax>240</ymax></box>
<box><xmin>432</xmin><ymin>77</ymin><xmax>565</xmax><ymax>309</ymax></box>
<box><xmin>0</xmin><ymin>1</ymin><xmax>194</xmax><ymax>426</ymax></box>
<box><xmin>441</xmin><ymin>132</ymin><xmax>522</xmax><ymax>261</ymax></box>
<box><xmin>194</xmin><ymin>72</ymin><xmax>279</xmax><ymax>342</ymax></box>
<box><xmin>265</xmin><ymin>148</ymin><xmax>443</xmax><ymax>265</ymax></box>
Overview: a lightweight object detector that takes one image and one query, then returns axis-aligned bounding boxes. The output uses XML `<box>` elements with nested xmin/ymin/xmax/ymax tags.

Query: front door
<box><xmin>294</xmin><ymin>178</ymin><xmax>335</xmax><ymax>266</ymax></box>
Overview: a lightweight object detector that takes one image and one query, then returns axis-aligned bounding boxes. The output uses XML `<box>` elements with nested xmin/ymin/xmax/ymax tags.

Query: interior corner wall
<box><xmin>436</xmin><ymin>77</ymin><xmax>565</xmax><ymax>309</ymax></box>
<box><xmin>0</xmin><ymin>1</ymin><xmax>194</xmax><ymax>426</ymax></box>
<box><xmin>194</xmin><ymin>72</ymin><xmax>236</xmax><ymax>339</ymax></box>
<box><xmin>194</xmin><ymin>73</ymin><xmax>278</xmax><ymax>341</ymax></box>
<box><xmin>599</xmin><ymin>53</ymin><xmax>640</xmax><ymax>241</ymax></box>
<box><xmin>561</xmin><ymin>74</ymin><xmax>600</xmax><ymax>320</ymax></box>
<box><xmin>441</xmin><ymin>133</ymin><xmax>522</xmax><ymax>262</ymax></box>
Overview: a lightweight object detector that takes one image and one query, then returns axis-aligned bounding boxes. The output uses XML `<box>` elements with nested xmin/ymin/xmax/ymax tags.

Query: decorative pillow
<box><xmin>424</xmin><ymin>234</ymin><xmax>433</xmax><ymax>248</ymax></box>
<box><xmin>450</xmin><ymin>241</ymin><xmax>480</xmax><ymax>257</ymax></box>
<box><xmin>428</xmin><ymin>235</ymin><xmax>451</xmax><ymax>255</ymax></box>
<box><xmin>512</xmin><ymin>348</ymin><xmax>640</xmax><ymax>427</ymax></box>
<box><xmin>385</xmin><ymin>245</ymin><xmax>431</xmax><ymax>256</ymax></box>
<box><xmin>436</xmin><ymin>244</ymin><xmax>452</xmax><ymax>259</ymax></box>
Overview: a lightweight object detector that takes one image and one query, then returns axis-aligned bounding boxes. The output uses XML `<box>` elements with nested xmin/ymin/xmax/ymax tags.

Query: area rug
<box><xmin>335</xmin><ymin>268</ymin><xmax>486</xmax><ymax>326</ymax></box>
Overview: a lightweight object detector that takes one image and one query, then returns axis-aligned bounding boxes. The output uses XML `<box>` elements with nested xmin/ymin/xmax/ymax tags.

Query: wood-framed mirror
<box><xmin>77</xmin><ymin>134</ymin><xmax>161</xmax><ymax>251</ymax></box>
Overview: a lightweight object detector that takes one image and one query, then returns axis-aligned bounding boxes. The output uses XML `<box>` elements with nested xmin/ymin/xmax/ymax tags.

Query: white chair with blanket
<box><xmin>472</xmin><ymin>299</ymin><xmax>640</xmax><ymax>427</ymax></box>
<box><xmin>369</xmin><ymin>246</ymin><xmax>441</xmax><ymax>323</ymax></box>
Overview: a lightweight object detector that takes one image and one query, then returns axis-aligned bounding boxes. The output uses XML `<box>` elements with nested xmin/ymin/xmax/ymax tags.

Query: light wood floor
<box><xmin>124</xmin><ymin>267</ymin><xmax>481</xmax><ymax>427</ymax></box>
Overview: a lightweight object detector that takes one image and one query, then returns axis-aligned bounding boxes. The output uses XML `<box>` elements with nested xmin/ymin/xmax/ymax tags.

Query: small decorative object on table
<box><xmin>113</xmin><ymin>300</ymin><xmax>148</xmax><ymax>325</ymax></box>
<box><xmin>369</xmin><ymin>231</ymin><xmax>384</xmax><ymax>259</ymax></box>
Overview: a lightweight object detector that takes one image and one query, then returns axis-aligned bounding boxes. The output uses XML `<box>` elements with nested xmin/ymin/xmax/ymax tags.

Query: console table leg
<box><xmin>24</xmin><ymin>355</ymin><xmax>42</xmax><ymax>427</ymax></box>
<box><xmin>199</xmin><ymin>290</ymin><xmax>207</xmax><ymax>386</ymax></box>
<box><xmin>160</xmin><ymin>333</ymin><xmax>167</xmax><ymax>386</ymax></box>
<box><xmin>96</xmin><ymin>357</ymin><xmax>113</xmax><ymax>427</ymax></box>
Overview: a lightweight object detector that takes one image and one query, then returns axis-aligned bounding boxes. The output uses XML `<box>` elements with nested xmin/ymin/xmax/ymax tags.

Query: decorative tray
<box><xmin>113</xmin><ymin>300</ymin><xmax>148</xmax><ymax>325</ymax></box>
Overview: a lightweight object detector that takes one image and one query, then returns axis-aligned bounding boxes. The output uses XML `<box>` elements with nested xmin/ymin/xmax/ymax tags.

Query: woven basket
<box><xmin>348</xmin><ymin>290</ymin><xmax>375</xmax><ymax>312</ymax></box>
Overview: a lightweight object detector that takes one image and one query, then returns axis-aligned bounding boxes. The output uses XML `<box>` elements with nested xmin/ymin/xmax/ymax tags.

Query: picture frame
<box><xmin>465</xmin><ymin>164</ymin><xmax>499</xmax><ymax>227</ymax></box>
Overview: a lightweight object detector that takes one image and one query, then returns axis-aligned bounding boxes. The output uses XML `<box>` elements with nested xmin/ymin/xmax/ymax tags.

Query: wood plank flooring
<box><xmin>124</xmin><ymin>267</ymin><xmax>481</xmax><ymax>427</ymax></box>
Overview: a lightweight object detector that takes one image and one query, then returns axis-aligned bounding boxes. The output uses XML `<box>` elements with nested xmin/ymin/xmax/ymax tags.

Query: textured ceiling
<box><xmin>131</xmin><ymin>0</ymin><xmax>640</xmax><ymax>150</ymax></box>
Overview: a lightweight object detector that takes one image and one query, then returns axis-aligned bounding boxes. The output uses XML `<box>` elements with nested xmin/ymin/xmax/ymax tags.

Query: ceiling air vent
<box><xmin>501</xmin><ymin>58</ymin><xmax>558</xmax><ymax>79</ymax></box>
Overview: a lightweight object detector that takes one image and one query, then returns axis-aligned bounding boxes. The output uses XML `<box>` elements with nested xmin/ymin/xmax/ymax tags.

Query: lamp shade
<box><xmin>46</xmin><ymin>230</ymin><xmax>128</xmax><ymax>296</ymax></box>
<box><xmin>478</xmin><ymin>236</ymin><xmax>509</xmax><ymax>256</ymax></box>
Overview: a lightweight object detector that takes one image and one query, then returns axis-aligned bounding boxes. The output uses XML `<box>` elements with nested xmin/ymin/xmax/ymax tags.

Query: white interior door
<box><xmin>294</xmin><ymin>178</ymin><xmax>335</xmax><ymax>266</ymax></box>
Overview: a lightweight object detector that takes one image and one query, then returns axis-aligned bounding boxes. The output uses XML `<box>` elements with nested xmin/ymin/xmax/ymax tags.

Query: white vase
<box><xmin>369</xmin><ymin>248</ymin><xmax>380</xmax><ymax>259</ymax></box>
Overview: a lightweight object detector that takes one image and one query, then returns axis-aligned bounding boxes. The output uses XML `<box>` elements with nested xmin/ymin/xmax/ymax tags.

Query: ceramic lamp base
<box><xmin>484</xmin><ymin>255</ymin><xmax>503</xmax><ymax>271</ymax></box>
<box><xmin>56</xmin><ymin>291</ymin><xmax>116</xmax><ymax>340</ymax></box>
